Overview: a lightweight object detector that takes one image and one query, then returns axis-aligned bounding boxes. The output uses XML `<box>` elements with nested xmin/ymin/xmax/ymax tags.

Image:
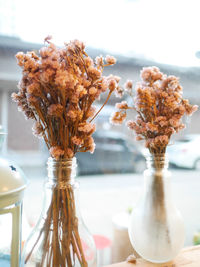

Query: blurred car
<box><xmin>167</xmin><ymin>134</ymin><xmax>200</xmax><ymax>169</ymax></box>
<box><xmin>76</xmin><ymin>130</ymin><xmax>146</xmax><ymax>175</ymax></box>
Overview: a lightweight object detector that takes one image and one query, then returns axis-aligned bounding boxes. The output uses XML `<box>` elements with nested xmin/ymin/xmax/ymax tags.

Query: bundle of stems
<box><xmin>26</xmin><ymin>184</ymin><xmax>85</xmax><ymax>266</ymax></box>
<box><xmin>150</xmin><ymin>153</ymin><xmax>170</xmax><ymax>243</ymax></box>
<box><xmin>12</xmin><ymin>37</ymin><xmax>120</xmax><ymax>266</ymax></box>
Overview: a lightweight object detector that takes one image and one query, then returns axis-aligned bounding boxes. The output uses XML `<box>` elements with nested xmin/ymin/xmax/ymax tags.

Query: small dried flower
<box><xmin>66</xmin><ymin>148</ymin><xmax>74</xmax><ymax>158</ymax></box>
<box><xmin>126</xmin><ymin>120</ymin><xmax>137</xmax><ymax>130</ymax></box>
<box><xmin>27</xmin><ymin>82</ymin><xmax>41</xmax><ymax>96</ymax></box>
<box><xmin>67</xmin><ymin>110</ymin><xmax>77</xmax><ymax>121</ymax></box>
<box><xmin>89</xmin><ymin>142</ymin><xmax>95</xmax><ymax>153</ymax></box>
<box><xmin>83</xmin><ymin>136</ymin><xmax>95</xmax><ymax>153</ymax></box>
<box><xmin>32</xmin><ymin>122</ymin><xmax>44</xmax><ymax>137</ymax></box>
<box><xmin>136</xmin><ymin>136</ymin><xmax>143</xmax><ymax>141</ymax></box>
<box><xmin>55</xmin><ymin>70</ymin><xmax>74</xmax><ymax>88</ymax></box>
<box><xmin>71</xmin><ymin>136</ymin><xmax>83</xmax><ymax>146</ymax></box>
<box><xmin>76</xmin><ymin>85</ymin><xmax>87</xmax><ymax>97</ymax></box>
<box><xmin>48</xmin><ymin>104</ymin><xmax>63</xmax><ymax>117</ymax></box>
<box><xmin>185</xmin><ymin>104</ymin><xmax>198</xmax><ymax>116</ymax></box>
<box><xmin>115</xmin><ymin>101</ymin><xmax>129</xmax><ymax>110</ymax></box>
<box><xmin>110</xmin><ymin>111</ymin><xmax>126</xmax><ymax>125</ymax></box>
<box><xmin>84</xmin><ymin>57</ymin><xmax>94</xmax><ymax>67</ymax></box>
<box><xmin>87</xmin><ymin>66</ymin><xmax>101</xmax><ymax>79</ymax></box>
<box><xmin>115</xmin><ymin>86</ymin><xmax>124</xmax><ymax>98</ymax></box>
<box><xmin>73</xmin><ymin>39</ymin><xmax>85</xmax><ymax>50</ymax></box>
<box><xmin>50</xmin><ymin>146</ymin><xmax>65</xmax><ymax>160</ymax></box>
<box><xmin>26</xmin><ymin>95</ymin><xmax>38</xmax><ymax>105</ymax></box>
<box><xmin>105</xmin><ymin>55</ymin><xmax>117</xmax><ymax>65</ymax></box>
<box><xmin>153</xmin><ymin>135</ymin><xmax>169</xmax><ymax>147</ymax></box>
<box><xmin>124</xmin><ymin>80</ymin><xmax>133</xmax><ymax>91</ymax></box>
<box><xmin>11</xmin><ymin>92</ymin><xmax>22</xmax><ymax>102</ymax></box>
<box><xmin>101</xmin><ymin>78</ymin><xmax>108</xmax><ymax>92</ymax></box>
<box><xmin>78</xmin><ymin>122</ymin><xmax>96</xmax><ymax>133</ymax></box>
<box><xmin>114</xmin><ymin>76</ymin><xmax>121</xmax><ymax>83</ymax></box>
<box><xmin>89</xmin><ymin>87</ymin><xmax>97</xmax><ymax>95</ymax></box>
<box><xmin>141</xmin><ymin>66</ymin><xmax>163</xmax><ymax>83</ymax></box>
<box><xmin>95</xmin><ymin>56</ymin><xmax>104</xmax><ymax>66</ymax></box>
<box><xmin>146</xmin><ymin>122</ymin><xmax>158</xmax><ymax>132</ymax></box>
<box><xmin>108</xmin><ymin>79</ymin><xmax>117</xmax><ymax>91</ymax></box>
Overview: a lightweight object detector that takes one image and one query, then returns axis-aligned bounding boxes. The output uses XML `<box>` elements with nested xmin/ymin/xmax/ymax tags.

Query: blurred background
<box><xmin>0</xmin><ymin>0</ymin><xmax>200</xmax><ymax>265</ymax></box>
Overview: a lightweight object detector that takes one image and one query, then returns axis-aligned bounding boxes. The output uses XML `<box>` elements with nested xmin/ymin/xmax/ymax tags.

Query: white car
<box><xmin>167</xmin><ymin>134</ymin><xmax>200</xmax><ymax>170</ymax></box>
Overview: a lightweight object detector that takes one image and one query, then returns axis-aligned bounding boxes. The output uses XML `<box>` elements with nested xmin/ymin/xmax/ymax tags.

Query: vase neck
<box><xmin>144</xmin><ymin>153</ymin><xmax>171</xmax><ymax>199</ymax></box>
<box><xmin>146</xmin><ymin>153</ymin><xmax>169</xmax><ymax>171</ymax></box>
<box><xmin>47</xmin><ymin>157</ymin><xmax>77</xmax><ymax>183</ymax></box>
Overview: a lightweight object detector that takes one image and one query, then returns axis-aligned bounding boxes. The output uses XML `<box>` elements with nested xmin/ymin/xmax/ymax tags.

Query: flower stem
<box><xmin>90</xmin><ymin>90</ymin><xmax>113</xmax><ymax>122</ymax></box>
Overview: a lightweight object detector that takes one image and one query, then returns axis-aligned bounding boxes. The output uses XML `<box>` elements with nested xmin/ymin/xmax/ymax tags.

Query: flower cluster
<box><xmin>111</xmin><ymin>66</ymin><xmax>198</xmax><ymax>154</ymax></box>
<box><xmin>12</xmin><ymin>37</ymin><xmax>119</xmax><ymax>159</ymax></box>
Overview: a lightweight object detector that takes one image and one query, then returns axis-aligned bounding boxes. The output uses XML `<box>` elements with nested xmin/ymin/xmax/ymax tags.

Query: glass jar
<box><xmin>128</xmin><ymin>154</ymin><xmax>184</xmax><ymax>263</ymax></box>
<box><xmin>22</xmin><ymin>157</ymin><xmax>97</xmax><ymax>267</ymax></box>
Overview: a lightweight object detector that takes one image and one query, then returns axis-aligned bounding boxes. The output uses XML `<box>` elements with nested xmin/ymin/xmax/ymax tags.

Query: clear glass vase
<box><xmin>128</xmin><ymin>154</ymin><xmax>184</xmax><ymax>263</ymax></box>
<box><xmin>22</xmin><ymin>157</ymin><xmax>97</xmax><ymax>267</ymax></box>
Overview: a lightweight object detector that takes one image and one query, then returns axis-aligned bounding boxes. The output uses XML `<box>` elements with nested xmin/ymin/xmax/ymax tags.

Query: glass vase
<box><xmin>128</xmin><ymin>154</ymin><xmax>184</xmax><ymax>263</ymax></box>
<box><xmin>22</xmin><ymin>157</ymin><xmax>97</xmax><ymax>267</ymax></box>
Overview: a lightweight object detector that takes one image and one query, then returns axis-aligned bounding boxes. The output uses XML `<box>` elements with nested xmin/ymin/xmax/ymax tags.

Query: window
<box><xmin>0</xmin><ymin>0</ymin><xmax>200</xmax><ymax>265</ymax></box>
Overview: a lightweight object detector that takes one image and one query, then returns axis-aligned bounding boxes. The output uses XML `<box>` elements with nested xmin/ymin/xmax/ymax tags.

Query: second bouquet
<box><xmin>111</xmin><ymin>67</ymin><xmax>198</xmax><ymax>263</ymax></box>
<box><xmin>12</xmin><ymin>37</ymin><xmax>120</xmax><ymax>267</ymax></box>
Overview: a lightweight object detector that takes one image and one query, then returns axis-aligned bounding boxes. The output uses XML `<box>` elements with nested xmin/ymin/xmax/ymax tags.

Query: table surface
<box><xmin>105</xmin><ymin>245</ymin><xmax>200</xmax><ymax>267</ymax></box>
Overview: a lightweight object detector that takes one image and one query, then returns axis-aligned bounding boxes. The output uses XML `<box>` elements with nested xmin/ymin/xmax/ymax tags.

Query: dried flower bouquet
<box><xmin>111</xmin><ymin>66</ymin><xmax>198</xmax><ymax>247</ymax></box>
<box><xmin>111</xmin><ymin>66</ymin><xmax>198</xmax><ymax>156</ymax></box>
<box><xmin>12</xmin><ymin>37</ymin><xmax>120</xmax><ymax>266</ymax></box>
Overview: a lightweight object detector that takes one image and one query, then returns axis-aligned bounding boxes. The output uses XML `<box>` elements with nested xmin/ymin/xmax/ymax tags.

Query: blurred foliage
<box><xmin>193</xmin><ymin>232</ymin><xmax>200</xmax><ymax>245</ymax></box>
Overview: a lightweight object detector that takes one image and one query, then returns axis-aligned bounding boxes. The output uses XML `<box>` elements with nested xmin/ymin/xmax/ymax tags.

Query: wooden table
<box><xmin>105</xmin><ymin>245</ymin><xmax>200</xmax><ymax>267</ymax></box>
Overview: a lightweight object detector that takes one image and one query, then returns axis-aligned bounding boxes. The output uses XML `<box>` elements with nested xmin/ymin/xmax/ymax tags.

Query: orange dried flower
<box><xmin>50</xmin><ymin>146</ymin><xmax>65</xmax><ymax>160</ymax></box>
<box><xmin>47</xmin><ymin>104</ymin><xmax>63</xmax><ymax>117</ymax></box>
